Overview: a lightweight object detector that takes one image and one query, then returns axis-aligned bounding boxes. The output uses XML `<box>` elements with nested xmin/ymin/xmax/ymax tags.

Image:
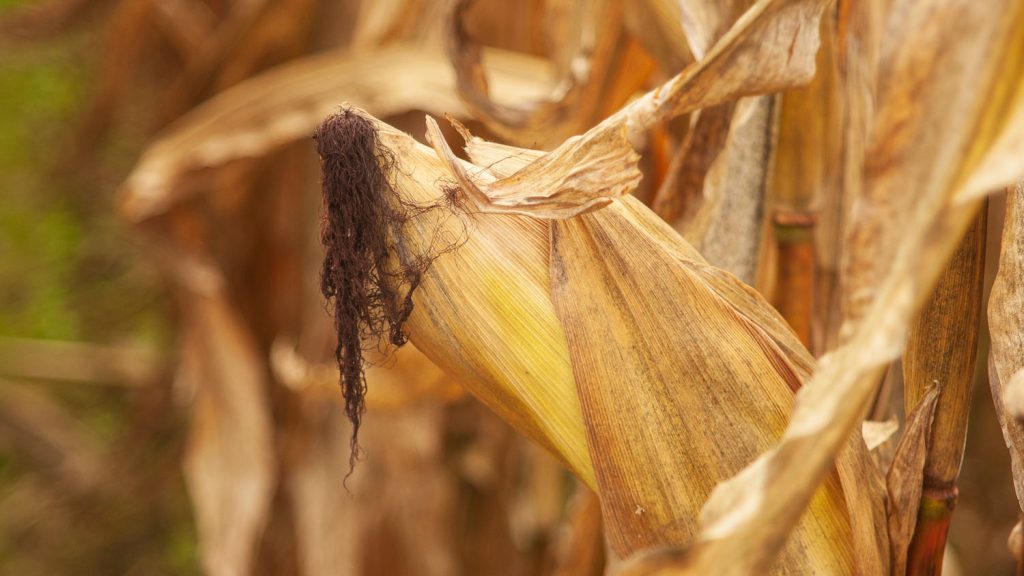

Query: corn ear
<box><xmin>316</xmin><ymin>0</ymin><xmax>868</xmax><ymax>572</ymax></box>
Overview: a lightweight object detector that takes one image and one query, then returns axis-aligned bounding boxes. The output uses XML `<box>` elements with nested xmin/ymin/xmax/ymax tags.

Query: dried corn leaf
<box><xmin>990</xmin><ymin>182</ymin><xmax>1024</xmax><ymax>510</ymax></box>
<box><xmin>425</xmin><ymin>116</ymin><xmax>641</xmax><ymax>219</ymax></box>
<box><xmin>902</xmin><ymin>206</ymin><xmax>987</xmax><ymax>500</ymax></box>
<box><xmin>887</xmin><ymin>385</ymin><xmax>940</xmax><ymax>575</ymax></box>
<box><xmin>446</xmin><ymin>0</ymin><xmax>626</xmax><ymax>147</ymax></box>
<box><xmin>624</xmin><ymin>0</ymin><xmax>693</xmax><ymax>73</ymax></box>
<box><xmin>651</xmin><ymin>104</ymin><xmax>734</xmax><ymax>225</ymax></box>
<box><xmin>177</xmin><ymin>262</ymin><xmax>275</xmax><ymax>576</ymax></box>
<box><xmin>649</xmin><ymin>2</ymin><xmax>1024</xmax><ymax>574</ymax></box>
<box><xmin>427</xmin><ymin>0</ymin><xmax>829</xmax><ymax>225</ymax></box>
<box><xmin>677</xmin><ymin>0</ymin><xmax>750</xmax><ymax>60</ymax></box>
<box><xmin>120</xmin><ymin>44</ymin><xmax>552</xmax><ymax>222</ymax></box>
<box><xmin>671</xmin><ymin>95</ymin><xmax>774</xmax><ymax>284</ymax></box>
<box><xmin>615</xmin><ymin>0</ymin><xmax>828</xmax><ymax>138</ymax></box>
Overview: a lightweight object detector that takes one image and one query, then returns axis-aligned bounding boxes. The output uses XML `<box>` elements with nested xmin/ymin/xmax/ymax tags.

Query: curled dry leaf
<box><xmin>887</xmin><ymin>385</ymin><xmax>940</xmax><ymax>575</ymax></box>
<box><xmin>446</xmin><ymin>0</ymin><xmax>628</xmax><ymax>147</ymax></box>
<box><xmin>613</xmin><ymin>0</ymin><xmax>828</xmax><ymax>140</ymax></box>
<box><xmin>425</xmin><ymin>115</ymin><xmax>641</xmax><ymax>219</ymax></box>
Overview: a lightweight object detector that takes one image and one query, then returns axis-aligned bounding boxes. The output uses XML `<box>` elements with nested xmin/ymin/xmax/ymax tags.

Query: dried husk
<box><xmin>548</xmin><ymin>197</ymin><xmax>854</xmax><ymax>571</ymax></box>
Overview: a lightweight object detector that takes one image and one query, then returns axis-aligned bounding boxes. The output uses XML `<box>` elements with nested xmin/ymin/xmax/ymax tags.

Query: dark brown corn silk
<box><xmin>315</xmin><ymin>109</ymin><xmax>414</xmax><ymax>475</ymax></box>
<box><xmin>314</xmin><ymin>109</ymin><xmax>460</xmax><ymax>476</ymax></box>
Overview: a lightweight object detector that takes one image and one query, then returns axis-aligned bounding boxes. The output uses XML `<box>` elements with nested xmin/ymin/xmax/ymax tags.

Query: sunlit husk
<box><xmin>371</xmin><ymin>120</ymin><xmax>597</xmax><ymax>486</ymax></box>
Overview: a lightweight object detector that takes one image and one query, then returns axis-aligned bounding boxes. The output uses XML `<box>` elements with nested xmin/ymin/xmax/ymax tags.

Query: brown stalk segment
<box><xmin>771</xmin><ymin>211</ymin><xmax>817</xmax><ymax>350</ymax></box>
<box><xmin>902</xmin><ymin>204</ymin><xmax>988</xmax><ymax>574</ymax></box>
<box><xmin>905</xmin><ymin>487</ymin><xmax>957</xmax><ymax>576</ymax></box>
<box><xmin>767</xmin><ymin>8</ymin><xmax>840</xmax><ymax>354</ymax></box>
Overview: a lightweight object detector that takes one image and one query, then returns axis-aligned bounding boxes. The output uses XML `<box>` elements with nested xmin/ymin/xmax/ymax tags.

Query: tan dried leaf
<box><xmin>990</xmin><ymin>182</ymin><xmax>1024</xmax><ymax>509</ymax></box>
<box><xmin>119</xmin><ymin>44</ymin><xmax>552</xmax><ymax>222</ymax></box>
<box><xmin>178</xmin><ymin>265</ymin><xmax>275</xmax><ymax>576</ymax></box>
<box><xmin>668</xmin><ymin>2</ymin><xmax>1024</xmax><ymax>575</ymax></box>
<box><xmin>446</xmin><ymin>0</ymin><xmax>628</xmax><ymax>147</ymax></box>
<box><xmin>670</xmin><ymin>95</ymin><xmax>774</xmax><ymax>284</ymax></box>
<box><xmin>425</xmin><ymin>0</ymin><xmax>829</xmax><ymax>224</ymax></box>
<box><xmin>862</xmin><ymin>419</ymin><xmax>899</xmax><ymax>452</ymax></box>
<box><xmin>887</xmin><ymin>385</ymin><xmax>940</xmax><ymax>575</ymax></box>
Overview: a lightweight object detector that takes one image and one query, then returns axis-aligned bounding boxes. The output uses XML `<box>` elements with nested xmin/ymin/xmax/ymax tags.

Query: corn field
<box><xmin>1</xmin><ymin>0</ymin><xmax>1023</xmax><ymax>574</ymax></box>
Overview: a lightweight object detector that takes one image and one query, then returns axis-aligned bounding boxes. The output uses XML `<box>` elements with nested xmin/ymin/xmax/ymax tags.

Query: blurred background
<box><xmin>0</xmin><ymin>0</ymin><xmax>1018</xmax><ymax>574</ymax></box>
